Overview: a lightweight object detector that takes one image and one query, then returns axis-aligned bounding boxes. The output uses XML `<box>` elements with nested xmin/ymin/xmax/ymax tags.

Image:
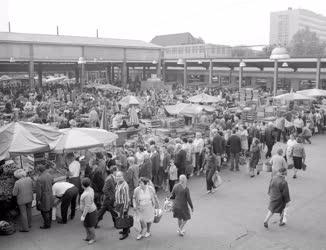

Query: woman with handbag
<box><xmin>133</xmin><ymin>177</ymin><xmax>158</xmax><ymax>240</ymax></box>
<box><xmin>249</xmin><ymin>138</ymin><xmax>261</xmax><ymax>178</ymax></box>
<box><xmin>170</xmin><ymin>175</ymin><xmax>194</xmax><ymax>236</ymax></box>
<box><xmin>80</xmin><ymin>178</ymin><xmax>97</xmax><ymax>245</ymax></box>
<box><xmin>204</xmin><ymin>145</ymin><xmax>217</xmax><ymax>194</ymax></box>
<box><xmin>290</xmin><ymin>137</ymin><xmax>306</xmax><ymax>179</ymax></box>
<box><xmin>115</xmin><ymin>171</ymin><xmax>131</xmax><ymax>240</ymax></box>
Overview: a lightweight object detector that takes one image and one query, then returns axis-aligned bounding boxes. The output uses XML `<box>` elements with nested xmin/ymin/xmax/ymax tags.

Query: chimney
<box><xmin>56</xmin><ymin>25</ymin><xmax>59</xmax><ymax>35</ymax></box>
<box><xmin>8</xmin><ymin>22</ymin><xmax>11</xmax><ymax>32</ymax></box>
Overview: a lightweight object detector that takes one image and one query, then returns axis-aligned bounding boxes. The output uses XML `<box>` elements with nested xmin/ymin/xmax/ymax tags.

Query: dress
<box><xmin>134</xmin><ymin>186</ymin><xmax>155</xmax><ymax>223</ymax></box>
<box><xmin>268</xmin><ymin>175</ymin><xmax>290</xmax><ymax>214</ymax></box>
<box><xmin>286</xmin><ymin>139</ymin><xmax>297</xmax><ymax>166</ymax></box>
<box><xmin>171</xmin><ymin>183</ymin><xmax>193</xmax><ymax>221</ymax></box>
<box><xmin>240</xmin><ymin>130</ymin><xmax>249</xmax><ymax>151</ymax></box>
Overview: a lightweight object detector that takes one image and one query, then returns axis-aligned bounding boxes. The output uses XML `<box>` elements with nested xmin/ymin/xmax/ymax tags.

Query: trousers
<box><xmin>97</xmin><ymin>198</ymin><xmax>118</xmax><ymax>225</ymax></box>
<box><xmin>61</xmin><ymin>186</ymin><xmax>78</xmax><ymax>223</ymax></box>
<box><xmin>19</xmin><ymin>202</ymin><xmax>32</xmax><ymax>231</ymax></box>
<box><xmin>85</xmin><ymin>226</ymin><xmax>96</xmax><ymax>240</ymax></box>
<box><xmin>41</xmin><ymin>210</ymin><xmax>52</xmax><ymax>227</ymax></box>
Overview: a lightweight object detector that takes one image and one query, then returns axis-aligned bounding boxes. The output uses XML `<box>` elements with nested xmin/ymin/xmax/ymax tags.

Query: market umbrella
<box><xmin>53</xmin><ymin>128</ymin><xmax>118</xmax><ymax>153</ymax></box>
<box><xmin>119</xmin><ymin>95</ymin><xmax>140</xmax><ymax>106</ymax></box>
<box><xmin>187</xmin><ymin>93</ymin><xmax>220</xmax><ymax>103</ymax></box>
<box><xmin>273</xmin><ymin>92</ymin><xmax>315</xmax><ymax>101</ymax></box>
<box><xmin>0</xmin><ymin>122</ymin><xmax>52</xmax><ymax>160</ymax></box>
<box><xmin>165</xmin><ymin>103</ymin><xmax>215</xmax><ymax>116</ymax></box>
<box><xmin>296</xmin><ymin>88</ymin><xmax>326</xmax><ymax>97</ymax></box>
<box><xmin>0</xmin><ymin>75</ymin><xmax>12</xmax><ymax>81</ymax></box>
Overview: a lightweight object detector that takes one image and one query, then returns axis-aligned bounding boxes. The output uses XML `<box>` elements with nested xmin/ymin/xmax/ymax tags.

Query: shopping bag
<box><xmin>302</xmin><ymin>163</ymin><xmax>307</xmax><ymax>171</ymax></box>
<box><xmin>256</xmin><ymin>160</ymin><xmax>263</xmax><ymax>172</ymax></box>
<box><xmin>263</xmin><ymin>160</ymin><xmax>272</xmax><ymax>172</ymax></box>
<box><xmin>163</xmin><ymin>198</ymin><xmax>173</xmax><ymax>212</ymax></box>
<box><xmin>213</xmin><ymin>171</ymin><xmax>223</xmax><ymax>187</ymax></box>
<box><xmin>153</xmin><ymin>209</ymin><xmax>163</xmax><ymax>223</ymax></box>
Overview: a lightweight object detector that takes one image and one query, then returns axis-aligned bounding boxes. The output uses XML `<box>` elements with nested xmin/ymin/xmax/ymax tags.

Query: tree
<box><xmin>196</xmin><ymin>36</ymin><xmax>205</xmax><ymax>44</ymax></box>
<box><xmin>288</xmin><ymin>27</ymin><xmax>326</xmax><ymax>57</ymax></box>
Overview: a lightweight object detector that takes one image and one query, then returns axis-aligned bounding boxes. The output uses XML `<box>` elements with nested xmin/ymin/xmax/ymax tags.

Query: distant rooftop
<box><xmin>151</xmin><ymin>32</ymin><xmax>204</xmax><ymax>46</ymax></box>
<box><xmin>0</xmin><ymin>32</ymin><xmax>161</xmax><ymax>49</ymax></box>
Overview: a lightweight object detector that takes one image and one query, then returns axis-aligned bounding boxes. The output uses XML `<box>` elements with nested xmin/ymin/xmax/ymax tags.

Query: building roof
<box><xmin>0</xmin><ymin>32</ymin><xmax>161</xmax><ymax>49</ymax></box>
<box><xmin>151</xmin><ymin>32</ymin><xmax>203</xmax><ymax>46</ymax></box>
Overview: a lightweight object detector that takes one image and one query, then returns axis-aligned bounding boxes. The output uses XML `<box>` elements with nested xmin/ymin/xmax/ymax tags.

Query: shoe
<box><xmin>207</xmin><ymin>190</ymin><xmax>212</xmax><ymax>194</ymax></box>
<box><xmin>293</xmin><ymin>175</ymin><xmax>297</xmax><ymax>179</ymax></box>
<box><xmin>177</xmin><ymin>228</ymin><xmax>181</xmax><ymax>234</ymax></box>
<box><xmin>250</xmin><ymin>175</ymin><xmax>254</xmax><ymax>178</ymax></box>
<box><xmin>19</xmin><ymin>230</ymin><xmax>29</xmax><ymax>232</ymax></box>
<box><xmin>263</xmin><ymin>222</ymin><xmax>268</xmax><ymax>228</ymax></box>
<box><xmin>179</xmin><ymin>230</ymin><xmax>185</xmax><ymax>236</ymax></box>
<box><xmin>40</xmin><ymin>226</ymin><xmax>50</xmax><ymax>229</ymax></box>
<box><xmin>88</xmin><ymin>239</ymin><xmax>95</xmax><ymax>244</ymax></box>
<box><xmin>136</xmin><ymin>234</ymin><xmax>143</xmax><ymax>240</ymax></box>
<box><xmin>57</xmin><ymin>220</ymin><xmax>67</xmax><ymax>224</ymax></box>
<box><xmin>279</xmin><ymin>222</ymin><xmax>286</xmax><ymax>226</ymax></box>
<box><xmin>211</xmin><ymin>188</ymin><xmax>217</xmax><ymax>193</ymax></box>
<box><xmin>144</xmin><ymin>232</ymin><xmax>151</xmax><ymax>238</ymax></box>
<box><xmin>257</xmin><ymin>171</ymin><xmax>260</xmax><ymax>175</ymax></box>
<box><xmin>83</xmin><ymin>238</ymin><xmax>90</xmax><ymax>241</ymax></box>
<box><xmin>119</xmin><ymin>234</ymin><xmax>129</xmax><ymax>240</ymax></box>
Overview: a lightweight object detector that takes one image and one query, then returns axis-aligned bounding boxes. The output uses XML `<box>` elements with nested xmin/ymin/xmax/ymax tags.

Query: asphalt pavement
<box><xmin>1</xmin><ymin>135</ymin><xmax>326</xmax><ymax>250</ymax></box>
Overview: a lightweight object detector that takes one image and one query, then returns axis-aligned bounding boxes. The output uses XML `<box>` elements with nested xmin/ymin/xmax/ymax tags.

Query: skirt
<box><xmin>173</xmin><ymin>207</ymin><xmax>191</xmax><ymax>221</ymax></box>
<box><xmin>293</xmin><ymin>156</ymin><xmax>303</xmax><ymax>170</ymax></box>
<box><xmin>83</xmin><ymin>210</ymin><xmax>97</xmax><ymax>228</ymax></box>
<box><xmin>138</xmin><ymin>203</ymin><xmax>155</xmax><ymax>223</ymax></box>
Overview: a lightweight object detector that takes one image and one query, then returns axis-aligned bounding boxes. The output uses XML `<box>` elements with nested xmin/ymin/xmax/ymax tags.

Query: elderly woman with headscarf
<box><xmin>12</xmin><ymin>169</ymin><xmax>34</xmax><ymax>232</ymax></box>
<box><xmin>175</xmin><ymin>143</ymin><xmax>187</xmax><ymax>178</ymax></box>
<box><xmin>249</xmin><ymin>138</ymin><xmax>261</xmax><ymax>177</ymax></box>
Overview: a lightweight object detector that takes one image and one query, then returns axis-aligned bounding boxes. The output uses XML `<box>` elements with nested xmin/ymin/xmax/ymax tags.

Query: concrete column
<box><xmin>156</xmin><ymin>60</ymin><xmax>162</xmax><ymax>78</ymax></box>
<box><xmin>106</xmin><ymin>64</ymin><xmax>111</xmax><ymax>84</ymax></box>
<box><xmin>238</xmin><ymin>66</ymin><xmax>243</xmax><ymax>90</ymax></box>
<box><xmin>316</xmin><ymin>58</ymin><xmax>321</xmax><ymax>89</ymax></box>
<box><xmin>111</xmin><ymin>65</ymin><xmax>114</xmax><ymax>83</ymax></box>
<box><xmin>229</xmin><ymin>68</ymin><xmax>233</xmax><ymax>85</ymax></box>
<box><xmin>183</xmin><ymin>60</ymin><xmax>187</xmax><ymax>88</ymax></box>
<box><xmin>209</xmin><ymin>59</ymin><xmax>213</xmax><ymax>85</ymax></box>
<box><xmin>75</xmin><ymin>66</ymin><xmax>79</xmax><ymax>84</ymax></box>
<box><xmin>80</xmin><ymin>63</ymin><xmax>85</xmax><ymax>88</ymax></box>
<box><xmin>127</xmin><ymin>65</ymin><xmax>130</xmax><ymax>83</ymax></box>
<box><xmin>37</xmin><ymin>63</ymin><xmax>42</xmax><ymax>88</ymax></box>
<box><xmin>162</xmin><ymin>61</ymin><xmax>166</xmax><ymax>82</ymax></box>
<box><xmin>28</xmin><ymin>45</ymin><xmax>35</xmax><ymax>90</ymax></box>
<box><xmin>142</xmin><ymin>66</ymin><xmax>146</xmax><ymax>80</ymax></box>
<box><xmin>273</xmin><ymin>60</ymin><xmax>278</xmax><ymax>96</ymax></box>
<box><xmin>122</xmin><ymin>62</ymin><xmax>127</xmax><ymax>87</ymax></box>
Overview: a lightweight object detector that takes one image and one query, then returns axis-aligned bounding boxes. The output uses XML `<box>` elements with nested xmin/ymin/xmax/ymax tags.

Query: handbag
<box><xmin>153</xmin><ymin>209</ymin><xmax>163</xmax><ymax>223</ymax></box>
<box><xmin>256</xmin><ymin>160</ymin><xmax>263</xmax><ymax>172</ymax></box>
<box><xmin>115</xmin><ymin>214</ymin><xmax>134</xmax><ymax>229</ymax></box>
<box><xmin>288</xmin><ymin>163</ymin><xmax>294</xmax><ymax>169</ymax></box>
<box><xmin>302</xmin><ymin>163</ymin><xmax>307</xmax><ymax>171</ymax></box>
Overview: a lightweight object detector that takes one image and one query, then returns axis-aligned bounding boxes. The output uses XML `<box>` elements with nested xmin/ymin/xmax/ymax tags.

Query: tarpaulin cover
<box><xmin>165</xmin><ymin>103</ymin><xmax>215</xmax><ymax>116</ymax></box>
<box><xmin>119</xmin><ymin>95</ymin><xmax>140</xmax><ymax>106</ymax></box>
<box><xmin>54</xmin><ymin>128</ymin><xmax>118</xmax><ymax>153</ymax></box>
<box><xmin>273</xmin><ymin>92</ymin><xmax>315</xmax><ymax>101</ymax></box>
<box><xmin>187</xmin><ymin>93</ymin><xmax>220</xmax><ymax>103</ymax></box>
<box><xmin>296</xmin><ymin>88</ymin><xmax>326</xmax><ymax>97</ymax></box>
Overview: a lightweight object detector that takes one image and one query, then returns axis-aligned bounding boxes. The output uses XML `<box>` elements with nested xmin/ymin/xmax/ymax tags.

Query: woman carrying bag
<box><xmin>204</xmin><ymin>145</ymin><xmax>217</xmax><ymax>194</ymax></box>
<box><xmin>133</xmin><ymin>177</ymin><xmax>159</xmax><ymax>240</ymax></box>
<box><xmin>80</xmin><ymin>178</ymin><xmax>97</xmax><ymax>245</ymax></box>
<box><xmin>249</xmin><ymin>138</ymin><xmax>261</xmax><ymax>177</ymax></box>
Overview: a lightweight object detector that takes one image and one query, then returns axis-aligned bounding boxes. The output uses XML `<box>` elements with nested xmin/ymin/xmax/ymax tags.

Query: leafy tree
<box><xmin>262</xmin><ymin>44</ymin><xmax>277</xmax><ymax>57</ymax></box>
<box><xmin>288</xmin><ymin>27</ymin><xmax>326</xmax><ymax>57</ymax></box>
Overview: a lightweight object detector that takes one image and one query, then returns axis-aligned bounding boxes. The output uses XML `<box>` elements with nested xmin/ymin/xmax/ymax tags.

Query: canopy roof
<box><xmin>165</xmin><ymin>103</ymin><xmax>215</xmax><ymax>116</ymax></box>
<box><xmin>296</xmin><ymin>88</ymin><xmax>326</xmax><ymax>97</ymax></box>
<box><xmin>119</xmin><ymin>95</ymin><xmax>140</xmax><ymax>106</ymax></box>
<box><xmin>273</xmin><ymin>92</ymin><xmax>315</xmax><ymax>101</ymax></box>
<box><xmin>85</xmin><ymin>83</ymin><xmax>122</xmax><ymax>91</ymax></box>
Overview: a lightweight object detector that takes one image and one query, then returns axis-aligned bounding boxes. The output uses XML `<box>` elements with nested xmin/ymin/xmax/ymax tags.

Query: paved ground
<box><xmin>1</xmin><ymin>135</ymin><xmax>326</xmax><ymax>250</ymax></box>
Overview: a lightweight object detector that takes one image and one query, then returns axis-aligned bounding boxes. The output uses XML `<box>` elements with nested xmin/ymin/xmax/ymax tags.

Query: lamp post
<box><xmin>239</xmin><ymin>60</ymin><xmax>246</xmax><ymax>91</ymax></box>
<box><xmin>270</xmin><ymin>47</ymin><xmax>290</xmax><ymax>96</ymax></box>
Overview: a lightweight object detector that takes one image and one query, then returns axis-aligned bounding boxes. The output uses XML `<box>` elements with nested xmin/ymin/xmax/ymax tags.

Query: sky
<box><xmin>0</xmin><ymin>0</ymin><xmax>325</xmax><ymax>46</ymax></box>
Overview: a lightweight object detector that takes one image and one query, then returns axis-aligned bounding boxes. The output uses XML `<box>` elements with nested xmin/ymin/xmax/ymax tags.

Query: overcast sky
<box><xmin>0</xmin><ymin>0</ymin><xmax>325</xmax><ymax>46</ymax></box>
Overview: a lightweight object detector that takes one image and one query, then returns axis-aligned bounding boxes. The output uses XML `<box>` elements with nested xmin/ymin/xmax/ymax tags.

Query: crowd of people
<box><xmin>2</xmin><ymin>80</ymin><xmax>325</xmax><ymax>245</ymax></box>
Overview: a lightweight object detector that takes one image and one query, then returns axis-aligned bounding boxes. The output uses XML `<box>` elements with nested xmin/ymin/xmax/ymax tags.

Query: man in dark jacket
<box><xmin>227</xmin><ymin>130</ymin><xmax>242</xmax><ymax>171</ymax></box>
<box><xmin>36</xmin><ymin>165</ymin><xmax>54</xmax><ymax>229</ymax></box>
<box><xmin>175</xmin><ymin>144</ymin><xmax>187</xmax><ymax>177</ymax></box>
<box><xmin>96</xmin><ymin>166</ymin><xmax>118</xmax><ymax>228</ymax></box>
<box><xmin>212</xmin><ymin>131</ymin><xmax>226</xmax><ymax>167</ymax></box>
<box><xmin>264</xmin><ymin>122</ymin><xmax>275</xmax><ymax>158</ymax></box>
<box><xmin>91</xmin><ymin>165</ymin><xmax>105</xmax><ymax>210</ymax></box>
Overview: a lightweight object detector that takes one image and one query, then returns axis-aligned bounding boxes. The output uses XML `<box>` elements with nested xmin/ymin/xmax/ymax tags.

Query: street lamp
<box><xmin>77</xmin><ymin>57</ymin><xmax>86</xmax><ymax>88</ymax></box>
<box><xmin>239</xmin><ymin>60</ymin><xmax>246</xmax><ymax>90</ymax></box>
<box><xmin>78</xmin><ymin>57</ymin><xmax>86</xmax><ymax>64</ymax></box>
<box><xmin>9</xmin><ymin>57</ymin><xmax>15</xmax><ymax>63</ymax></box>
<box><xmin>152</xmin><ymin>60</ymin><xmax>157</xmax><ymax>64</ymax></box>
<box><xmin>282</xmin><ymin>62</ymin><xmax>288</xmax><ymax>67</ymax></box>
<box><xmin>177</xmin><ymin>58</ymin><xmax>184</xmax><ymax>65</ymax></box>
<box><xmin>270</xmin><ymin>47</ymin><xmax>290</xmax><ymax>96</ymax></box>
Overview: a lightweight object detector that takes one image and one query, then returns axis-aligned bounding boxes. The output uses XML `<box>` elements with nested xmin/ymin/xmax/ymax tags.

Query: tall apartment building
<box><xmin>270</xmin><ymin>8</ymin><xmax>326</xmax><ymax>46</ymax></box>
